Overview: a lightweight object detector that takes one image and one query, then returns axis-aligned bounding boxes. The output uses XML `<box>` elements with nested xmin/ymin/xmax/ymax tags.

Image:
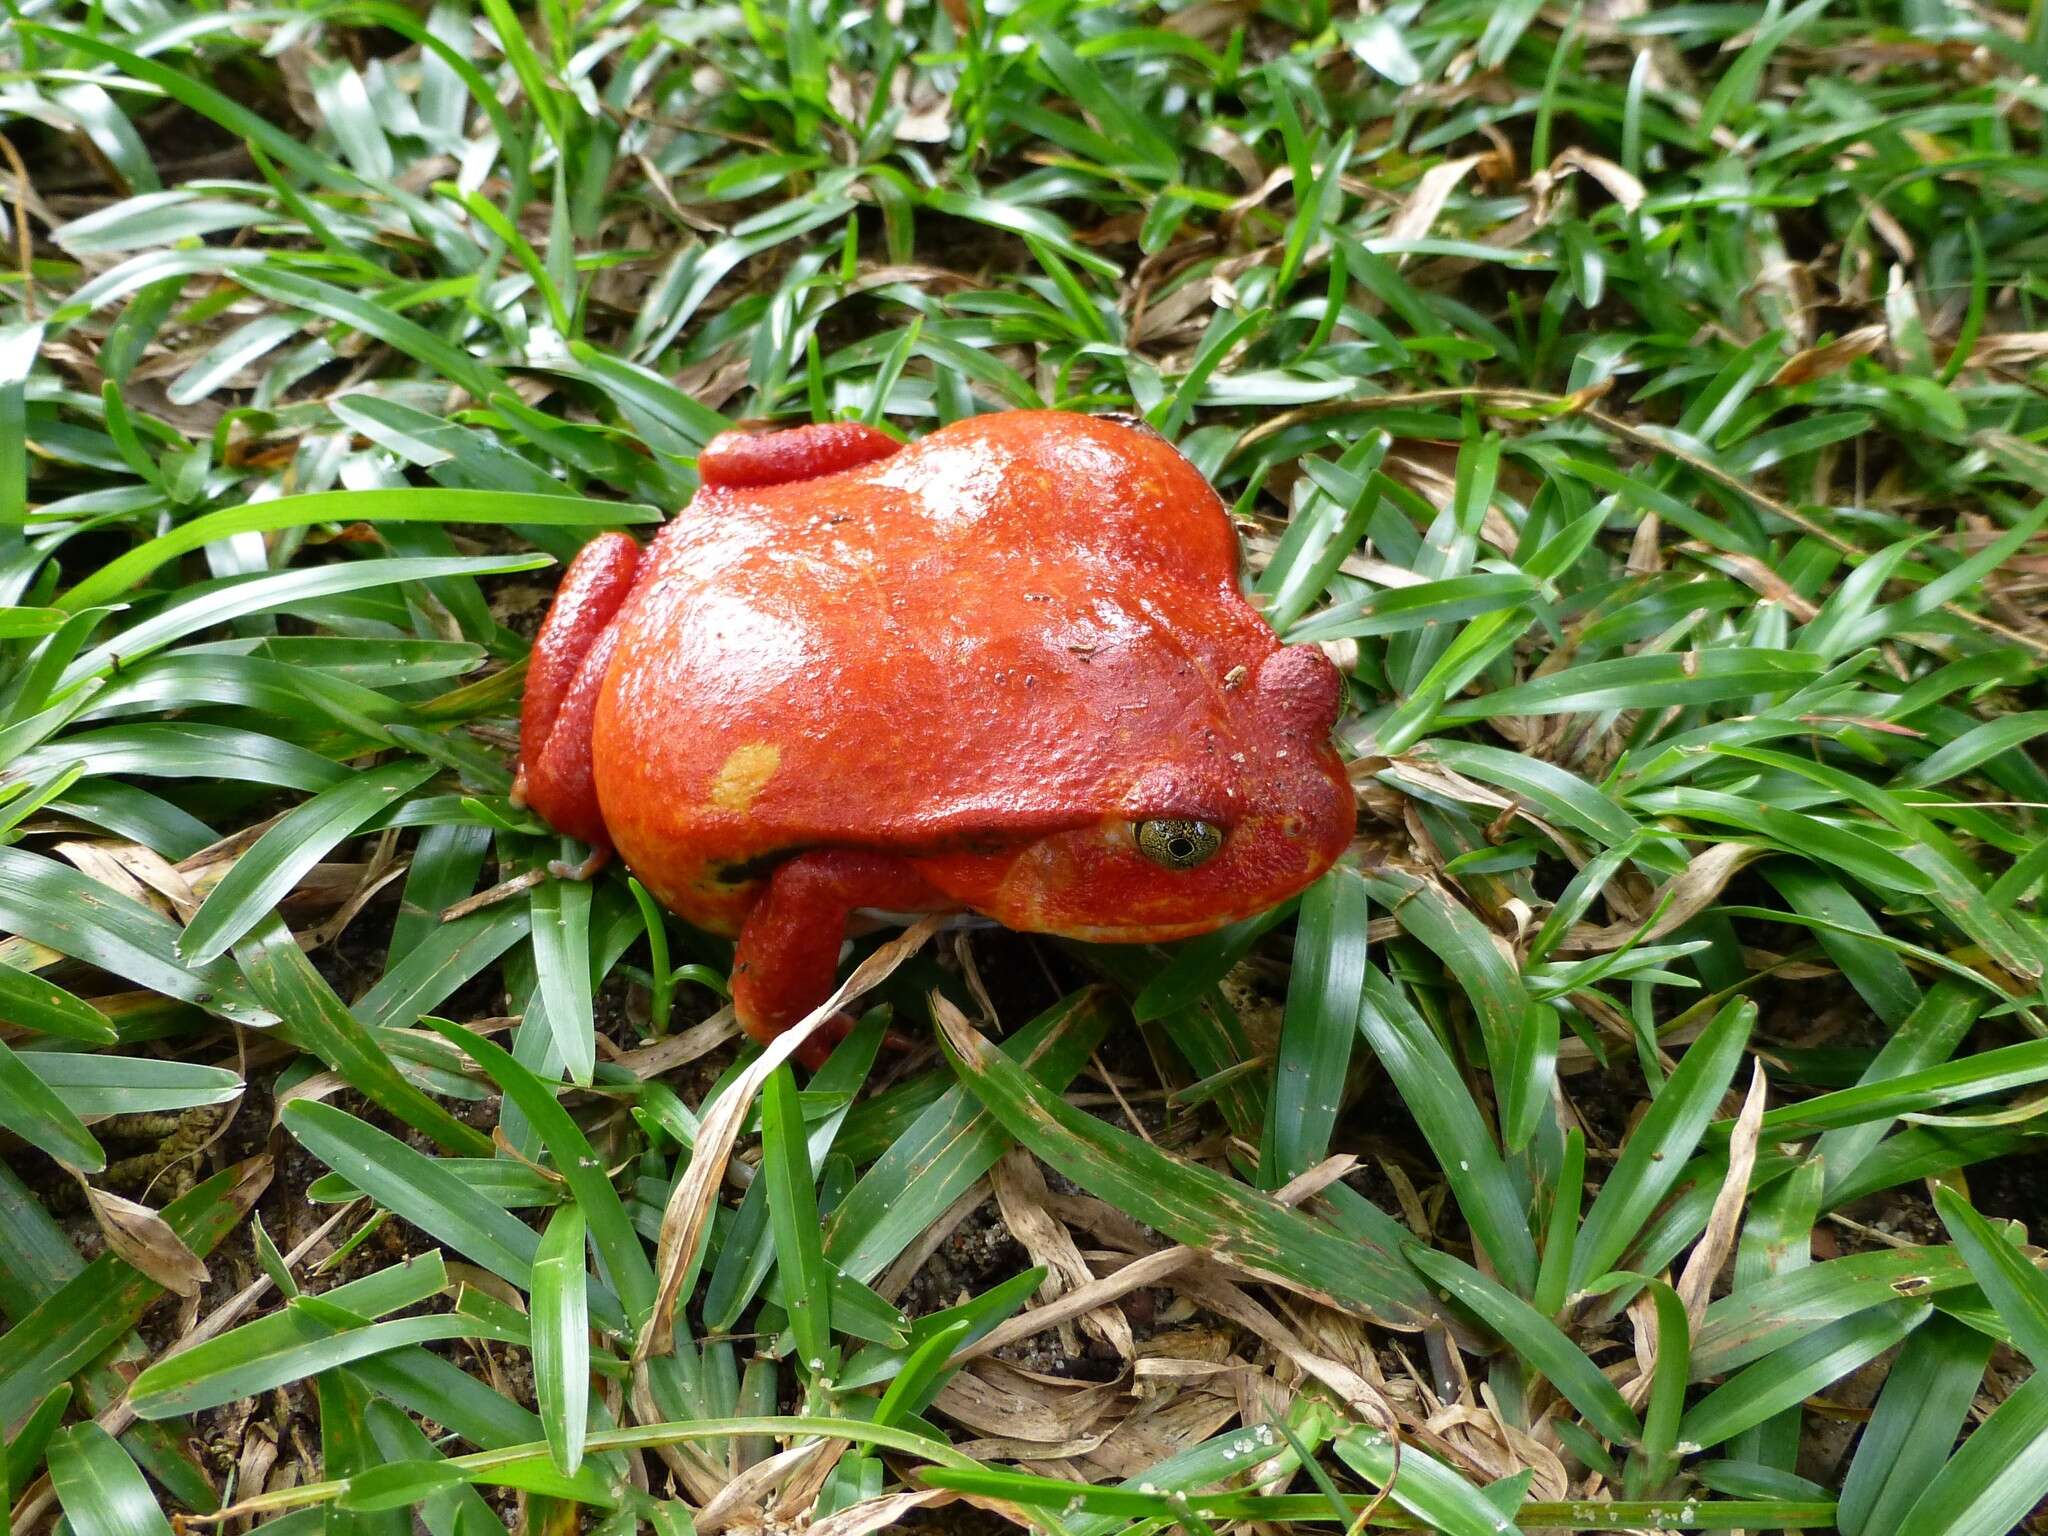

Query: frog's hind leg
<box><xmin>698</xmin><ymin>422</ymin><xmax>901</xmax><ymax>489</ymax></box>
<box><xmin>733</xmin><ymin>850</ymin><xmax>953</xmax><ymax>1069</ymax></box>
<box><xmin>515</xmin><ymin>531</ymin><xmax>643</xmax><ymax>854</ymax></box>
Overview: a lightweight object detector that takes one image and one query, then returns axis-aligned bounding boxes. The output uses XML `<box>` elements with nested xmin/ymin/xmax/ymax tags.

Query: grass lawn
<box><xmin>3</xmin><ymin>0</ymin><xmax>2048</xmax><ymax>1530</ymax></box>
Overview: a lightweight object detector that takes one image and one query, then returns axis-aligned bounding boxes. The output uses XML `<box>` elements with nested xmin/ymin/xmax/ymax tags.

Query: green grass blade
<box><xmin>0</xmin><ymin>847</ymin><xmax>263</xmax><ymax>1023</ymax></box>
<box><xmin>1677</xmin><ymin>1300</ymin><xmax>1930</xmax><ymax>1453</ymax></box>
<box><xmin>1332</xmin><ymin>1420</ymin><xmax>1526</xmax><ymax>1536</ymax></box>
<box><xmin>1692</xmin><ymin>1247</ymin><xmax>1972</xmax><ymax>1377</ymax></box>
<box><xmin>1355</xmin><ymin>965</ymin><xmax>1537</xmax><ymax>1295</ymax></box>
<box><xmin>531</xmin><ymin>1203</ymin><xmax>590</xmax><ymax>1477</ymax></box>
<box><xmin>427</xmin><ymin>1020</ymin><xmax>656</xmax><ymax>1331</ymax></box>
<box><xmin>59</xmin><ymin>555</ymin><xmax>552</xmax><ymax>692</ymax></box>
<box><xmin>760</xmin><ymin>1064</ymin><xmax>832</xmax><ymax>1372</ymax></box>
<box><xmin>1932</xmin><ymin>1185</ymin><xmax>2048</xmax><ymax>1366</ymax></box>
<box><xmin>1893</xmin><ymin>1369</ymin><xmax>2048</xmax><ymax>1536</ymax></box>
<box><xmin>1572</xmin><ymin>998</ymin><xmax>1754</xmax><ymax>1290</ymax></box>
<box><xmin>127</xmin><ymin>1256</ymin><xmax>449</xmax><ymax>1417</ymax></box>
<box><xmin>1838</xmin><ymin>1314</ymin><xmax>1993</xmax><ymax>1536</ymax></box>
<box><xmin>1361</xmin><ymin>868</ymin><xmax>1541</xmax><ymax>1148</ymax></box>
<box><xmin>823</xmin><ymin>991</ymin><xmax>1112</xmax><ymax>1284</ymax></box>
<box><xmin>1260</xmin><ymin>869</ymin><xmax>1365</xmax><ymax>1188</ymax></box>
<box><xmin>1130</xmin><ymin>899</ymin><xmax>1298</xmax><ymax>1022</ymax></box>
<box><xmin>46</xmin><ymin>1423</ymin><xmax>175</xmax><ymax>1536</ymax></box>
<box><xmin>1405</xmin><ymin>1244</ymin><xmax>1639</xmax><ymax>1444</ymax></box>
<box><xmin>281</xmin><ymin>1100</ymin><xmax>637</xmax><ymax>1332</ymax></box>
<box><xmin>0</xmin><ymin>1161</ymin><xmax>265</xmax><ymax>1426</ymax></box>
<box><xmin>0</xmin><ymin>958</ymin><xmax>115</xmax><ymax>1043</ymax></box>
<box><xmin>529</xmin><ymin>872</ymin><xmax>596</xmax><ymax>1087</ymax></box>
<box><xmin>0</xmin><ymin>1036</ymin><xmax>104</xmax><ymax>1171</ymax></box>
<box><xmin>237</xmin><ymin>920</ymin><xmax>490</xmax><ymax>1156</ymax></box>
<box><xmin>1634</xmin><ymin>1280</ymin><xmax>1689</xmax><ymax>1495</ymax></box>
<box><xmin>59</xmin><ymin>490</ymin><xmax>651</xmax><ymax>612</ymax></box>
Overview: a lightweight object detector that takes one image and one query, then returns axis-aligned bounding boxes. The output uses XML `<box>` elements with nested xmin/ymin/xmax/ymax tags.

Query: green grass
<box><xmin>2</xmin><ymin>0</ymin><xmax>2047</xmax><ymax>1531</ymax></box>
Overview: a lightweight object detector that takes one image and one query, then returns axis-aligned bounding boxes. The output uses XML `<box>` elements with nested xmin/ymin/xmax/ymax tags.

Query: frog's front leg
<box><xmin>514</xmin><ymin>531</ymin><xmax>643</xmax><ymax>857</ymax></box>
<box><xmin>732</xmin><ymin>850</ymin><xmax>954</xmax><ymax>1068</ymax></box>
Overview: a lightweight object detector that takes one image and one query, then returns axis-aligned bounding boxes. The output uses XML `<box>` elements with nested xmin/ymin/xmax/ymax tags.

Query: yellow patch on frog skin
<box><xmin>708</xmin><ymin>742</ymin><xmax>781</xmax><ymax>813</ymax></box>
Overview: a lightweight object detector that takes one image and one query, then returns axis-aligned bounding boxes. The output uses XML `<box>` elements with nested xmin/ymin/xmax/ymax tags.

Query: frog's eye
<box><xmin>1134</xmin><ymin>818</ymin><xmax>1224</xmax><ymax>870</ymax></box>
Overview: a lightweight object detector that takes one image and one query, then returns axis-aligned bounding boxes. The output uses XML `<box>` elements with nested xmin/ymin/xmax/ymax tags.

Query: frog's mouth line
<box><xmin>849</xmin><ymin>907</ymin><xmax>1241</xmax><ymax>947</ymax></box>
<box><xmin>710</xmin><ymin>848</ymin><xmax>801</xmax><ymax>885</ymax></box>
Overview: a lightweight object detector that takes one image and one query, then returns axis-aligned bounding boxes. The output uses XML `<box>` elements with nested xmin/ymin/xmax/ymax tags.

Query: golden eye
<box><xmin>1134</xmin><ymin>818</ymin><xmax>1223</xmax><ymax>870</ymax></box>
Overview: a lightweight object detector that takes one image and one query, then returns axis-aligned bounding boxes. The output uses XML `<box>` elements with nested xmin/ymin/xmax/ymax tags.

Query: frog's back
<box><xmin>590</xmin><ymin>412</ymin><xmax>1286</xmax><ymax>930</ymax></box>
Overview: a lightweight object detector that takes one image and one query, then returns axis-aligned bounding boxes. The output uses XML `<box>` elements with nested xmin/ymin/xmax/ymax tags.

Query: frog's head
<box><xmin>908</xmin><ymin>640</ymin><xmax>1356</xmax><ymax>943</ymax></box>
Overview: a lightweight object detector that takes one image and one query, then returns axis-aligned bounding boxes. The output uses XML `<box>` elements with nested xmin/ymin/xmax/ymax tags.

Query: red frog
<box><xmin>514</xmin><ymin>411</ymin><xmax>1355</xmax><ymax>1058</ymax></box>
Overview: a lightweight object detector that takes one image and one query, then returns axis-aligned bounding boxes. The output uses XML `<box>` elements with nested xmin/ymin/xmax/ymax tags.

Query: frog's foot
<box><xmin>547</xmin><ymin>847</ymin><xmax>612</xmax><ymax>882</ymax></box>
<box><xmin>732</xmin><ymin>850</ymin><xmax>954</xmax><ymax>1067</ymax></box>
<box><xmin>698</xmin><ymin>422</ymin><xmax>901</xmax><ymax>489</ymax></box>
<box><xmin>518</xmin><ymin>532</ymin><xmax>643</xmax><ymax>849</ymax></box>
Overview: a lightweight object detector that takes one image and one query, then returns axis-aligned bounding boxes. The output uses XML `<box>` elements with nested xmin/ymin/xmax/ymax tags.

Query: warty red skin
<box><xmin>515</xmin><ymin>411</ymin><xmax>1356</xmax><ymax>1054</ymax></box>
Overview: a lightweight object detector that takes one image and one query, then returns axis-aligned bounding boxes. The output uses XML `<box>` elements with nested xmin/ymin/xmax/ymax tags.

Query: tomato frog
<box><xmin>514</xmin><ymin>411</ymin><xmax>1355</xmax><ymax>1062</ymax></box>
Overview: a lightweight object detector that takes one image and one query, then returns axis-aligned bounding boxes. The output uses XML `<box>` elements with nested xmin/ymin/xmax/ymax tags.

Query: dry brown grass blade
<box><xmin>13</xmin><ymin>1155</ymin><xmax>278</xmax><ymax>1528</ymax></box>
<box><xmin>1678</xmin><ymin>1060</ymin><xmax>1770</xmax><ymax>1325</ymax></box>
<box><xmin>300</xmin><ymin>856</ymin><xmax>409</xmax><ymax>950</ymax></box>
<box><xmin>1771</xmin><ymin>323</ymin><xmax>1887</xmax><ymax>386</ymax></box>
<box><xmin>1079</xmin><ymin>1387</ymin><xmax>1241</xmax><ymax>1480</ymax></box>
<box><xmin>614</xmin><ymin>1007</ymin><xmax>741</xmax><ymax>1078</ymax></box>
<box><xmin>76</xmin><ymin>1178</ymin><xmax>210</xmax><ymax>1297</ymax></box>
<box><xmin>1558</xmin><ymin>842</ymin><xmax>1764</xmax><ymax>954</ymax></box>
<box><xmin>1173</xmin><ymin>1263</ymin><xmax>1401</xmax><ymax>1434</ymax></box>
<box><xmin>936</xmin><ymin>994</ymin><xmax>1442</xmax><ymax>1327</ymax></box>
<box><xmin>805</xmin><ymin>1489</ymin><xmax>958</xmax><ymax>1536</ymax></box>
<box><xmin>769</xmin><ymin>1427</ymin><xmax>859</xmax><ymax>1526</ymax></box>
<box><xmin>0</xmin><ymin>131</ymin><xmax>39</xmax><ymax>319</ymax></box>
<box><xmin>877</xmin><ymin>1179</ymin><xmax>994</xmax><ymax>1304</ymax></box>
<box><xmin>699</xmin><ymin>1439</ymin><xmax>842</xmax><ymax>1534</ymax></box>
<box><xmin>1967</xmin><ymin>331</ymin><xmax>2048</xmax><ymax>369</ymax></box>
<box><xmin>270</xmin><ymin>1069</ymin><xmax>351</xmax><ymax>1122</ymax></box>
<box><xmin>628</xmin><ymin>1367</ymin><xmax>726</xmax><ymax>1505</ymax></box>
<box><xmin>1550</xmin><ymin>148</ymin><xmax>1646</xmax><ymax>211</ymax></box>
<box><xmin>1705</xmin><ymin>551</ymin><xmax>1823</xmax><ymax>621</ymax></box>
<box><xmin>956</xmin><ymin>1155</ymin><xmax>1358</xmax><ymax>1366</ymax></box>
<box><xmin>933</xmin><ymin>1361</ymin><xmax>1126</xmax><ymax>1445</ymax></box>
<box><xmin>1385</xmin><ymin>754</ymin><xmax>1585</xmax><ymax>862</ymax></box>
<box><xmin>1386</xmin><ymin>155</ymin><xmax>1485</xmax><ymax>250</ymax></box>
<box><xmin>990</xmin><ymin>1145</ymin><xmax>1135</xmax><ymax>1360</ymax></box>
<box><xmin>963</xmin><ymin>1246</ymin><xmax>1198</xmax><ymax>1364</ymax></box>
<box><xmin>637</xmin><ymin>914</ymin><xmax>948</xmax><ymax>1360</ymax></box>
<box><xmin>950</xmin><ymin>1431</ymin><xmax>1109</xmax><ymax>1462</ymax></box>
<box><xmin>54</xmin><ymin>841</ymin><xmax>160</xmax><ymax>909</ymax></box>
<box><xmin>441</xmin><ymin>866</ymin><xmax>548</xmax><ymax>920</ymax></box>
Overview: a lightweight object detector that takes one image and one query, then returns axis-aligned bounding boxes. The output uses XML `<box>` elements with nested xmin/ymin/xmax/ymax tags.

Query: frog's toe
<box><xmin>547</xmin><ymin>847</ymin><xmax>612</xmax><ymax>882</ymax></box>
